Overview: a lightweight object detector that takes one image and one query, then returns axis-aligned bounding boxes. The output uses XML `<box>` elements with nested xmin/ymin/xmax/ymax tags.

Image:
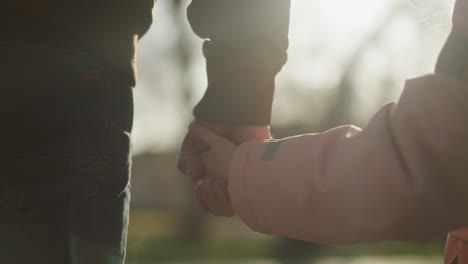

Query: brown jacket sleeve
<box><xmin>188</xmin><ymin>0</ymin><xmax>291</xmax><ymax>125</ymax></box>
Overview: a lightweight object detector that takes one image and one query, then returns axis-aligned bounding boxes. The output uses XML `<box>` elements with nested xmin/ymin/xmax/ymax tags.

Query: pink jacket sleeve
<box><xmin>228</xmin><ymin>74</ymin><xmax>468</xmax><ymax>244</ymax></box>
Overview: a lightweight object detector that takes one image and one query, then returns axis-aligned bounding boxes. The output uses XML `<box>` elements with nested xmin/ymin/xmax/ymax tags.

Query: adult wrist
<box><xmin>192</xmin><ymin>119</ymin><xmax>270</xmax><ymax>144</ymax></box>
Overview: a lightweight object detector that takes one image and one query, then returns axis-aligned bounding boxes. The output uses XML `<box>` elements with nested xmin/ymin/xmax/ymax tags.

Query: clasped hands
<box><xmin>177</xmin><ymin>120</ymin><xmax>271</xmax><ymax>217</ymax></box>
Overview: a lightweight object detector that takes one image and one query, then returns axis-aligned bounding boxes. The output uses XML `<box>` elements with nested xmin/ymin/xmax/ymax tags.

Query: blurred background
<box><xmin>128</xmin><ymin>0</ymin><xmax>455</xmax><ymax>263</ymax></box>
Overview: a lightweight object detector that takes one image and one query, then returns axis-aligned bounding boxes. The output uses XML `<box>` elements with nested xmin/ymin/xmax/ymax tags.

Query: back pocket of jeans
<box><xmin>0</xmin><ymin>47</ymin><xmax>109</xmax><ymax>163</ymax></box>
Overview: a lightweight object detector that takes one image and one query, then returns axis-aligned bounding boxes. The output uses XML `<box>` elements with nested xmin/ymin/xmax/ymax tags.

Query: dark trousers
<box><xmin>0</xmin><ymin>41</ymin><xmax>134</xmax><ymax>264</ymax></box>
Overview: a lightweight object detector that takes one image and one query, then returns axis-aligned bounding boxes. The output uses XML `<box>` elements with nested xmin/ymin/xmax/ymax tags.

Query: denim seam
<box><xmin>105</xmin><ymin>64</ymin><xmax>113</xmax><ymax>181</ymax></box>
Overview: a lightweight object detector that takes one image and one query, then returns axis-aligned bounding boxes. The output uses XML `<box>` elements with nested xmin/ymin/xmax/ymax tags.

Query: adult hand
<box><xmin>189</xmin><ymin>123</ymin><xmax>237</xmax><ymax>217</ymax></box>
<box><xmin>177</xmin><ymin>120</ymin><xmax>271</xmax><ymax>216</ymax></box>
<box><xmin>177</xmin><ymin>119</ymin><xmax>270</xmax><ymax>180</ymax></box>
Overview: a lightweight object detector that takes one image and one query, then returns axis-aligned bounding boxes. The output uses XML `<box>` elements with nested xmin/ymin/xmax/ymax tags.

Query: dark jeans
<box><xmin>0</xmin><ymin>41</ymin><xmax>134</xmax><ymax>264</ymax></box>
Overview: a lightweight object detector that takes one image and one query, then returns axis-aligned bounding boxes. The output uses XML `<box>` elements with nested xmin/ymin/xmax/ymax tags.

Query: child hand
<box><xmin>188</xmin><ymin>123</ymin><xmax>237</xmax><ymax>217</ymax></box>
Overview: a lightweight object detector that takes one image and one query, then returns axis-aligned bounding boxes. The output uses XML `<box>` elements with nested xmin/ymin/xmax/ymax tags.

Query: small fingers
<box><xmin>212</xmin><ymin>178</ymin><xmax>235</xmax><ymax>217</ymax></box>
<box><xmin>194</xmin><ymin>181</ymin><xmax>211</xmax><ymax>213</ymax></box>
<box><xmin>177</xmin><ymin>132</ymin><xmax>208</xmax><ymax>179</ymax></box>
<box><xmin>194</xmin><ymin>178</ymin><xmax>235</xmax><ymax>217</ymax></box>
<box><xmin>180</xmin><ymin>155</ymin><xmax>205</xmax><ymax>181</ymax></box>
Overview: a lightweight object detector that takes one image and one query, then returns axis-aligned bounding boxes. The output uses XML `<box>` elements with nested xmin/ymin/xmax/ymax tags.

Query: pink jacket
<box><xmin>227</xmin><ymin>1</ymin><xmax>468</xmax><ymax>262</ymax></box>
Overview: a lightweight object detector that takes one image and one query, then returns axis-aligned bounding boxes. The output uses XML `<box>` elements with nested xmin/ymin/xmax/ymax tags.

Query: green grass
<box><xmin>126</xmin><ymin>211</ymin><xmax>446</xmax><ymax>262</ymax></box>
<box><xmin>127</xmin><ymin>237</ymin><xmax>445</xmax><ymax>262</ymax></box>
<box><xmin>127</xmin><ymin>238</ymin><xmax>272</xmax><ymax>262</ymax></box>
<box><xmin>323</xmin><ymin>240</ymin><xmax>446</xmax><ymax>257</ymax></box>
